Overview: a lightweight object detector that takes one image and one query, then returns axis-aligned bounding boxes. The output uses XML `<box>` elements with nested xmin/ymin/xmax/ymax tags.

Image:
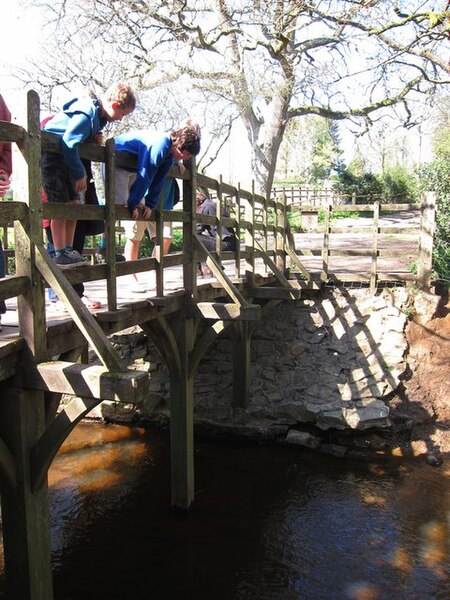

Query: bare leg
<box><xmin>65</xmin><ymin>219</ymin><xmax>77</xmax><ymax>248</ymax></box>
<box><xmin>125</xmin><ymin>238</ymin><xmax>141</xmax><ymax>283</ymax></box>
<box><xmin>50</xmin><ymin>219</ymin><xmax>66</xmax><ymax>251</ymax></box>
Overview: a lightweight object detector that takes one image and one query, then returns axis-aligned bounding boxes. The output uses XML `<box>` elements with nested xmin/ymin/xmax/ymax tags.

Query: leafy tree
<box><xmin>309</xmin><ymin>119</ymin><xmax>343</xmax><ymax>183</ymax></box>
<box><xmin>381</xmin><ymin>164</ymin><xmax>418</xmax><ymax>202</ymax></box>
<box><xmin>333</xmin><ymin>168</ymin><xmax>383</xmax><ymax>203</ymax></box>
<box><xmin>24</xmin><ymin>0</ymin><xmax>450</xmax><ymax>195</ymax></box>
<box><xmin>419</xmin><ymin>119</ymin><xmax>450</xmax><ymax>282</ymax></box>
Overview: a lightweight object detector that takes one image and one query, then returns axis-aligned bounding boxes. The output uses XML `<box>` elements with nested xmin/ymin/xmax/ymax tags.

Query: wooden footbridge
<box><xmin>0</xmin><ymin>92</ymin><xmax>435</xmax><ymax>599</ymax></box>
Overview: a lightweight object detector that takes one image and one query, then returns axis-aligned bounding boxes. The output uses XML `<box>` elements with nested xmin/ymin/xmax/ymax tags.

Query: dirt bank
<box><xmin>397</xmin><ymin>289</ymin><xmax>450</xmax><ymax>456</ymax></box>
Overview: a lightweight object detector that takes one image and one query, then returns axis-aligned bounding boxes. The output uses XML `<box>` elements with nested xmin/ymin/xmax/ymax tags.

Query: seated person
<box><xmin>196</xmin><ymin>190</ymin><xmax>237</xmax><ymax>276</ymax></box>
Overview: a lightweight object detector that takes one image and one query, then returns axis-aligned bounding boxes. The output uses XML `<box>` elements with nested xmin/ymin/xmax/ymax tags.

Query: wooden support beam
<box><xmin>169</xmin><ymin>314</ymin><xmax>195</xmax><ymax>509</ymax></box>
<box><xmin>0</xmin><ymin>385</ymin><xmax>53</xmax><ymax>600</ymax></box>
<box><xmin>246</xmin><ymin>286</ymin><xmax>302</xmax><ymax>300</ymax></box>
<box><xmin>253</xmin><ymin>236</ymin><xmax>299</xmax><ymax>290</ymax></box>
<box><xmin>0</xmin><ymin>436</ymin><xmax>17</xmax><ymax>491</ymax></box>
<box><xmin>370</xmin><ymin>201</ymin><xmax>380</xmax><ymax>293</ymax></box>
<box><xmin>141</xmin><ymin>317</ymin><xmax>182</xmax><ymax>377</ymax></box>
<box><xmin>194</xmin><ymin>233</ymin><xmax>248</xmax><ymax>305</ymax></box>
<box><xmin>31</xmin><ymin>396</ymin><xmax>99</xmax><ymax>494</ymax></box>
<box><xmin>104</xmin><ymin>138</ymin><xmax>118</xmax><ymax>310</ymax></box>
<box><xmin>183</xmin><ymin>158</ymin><xmax>197</xmax><ymax>299</ymax></box>
<box><xmin>194</xmin><ymin>302</ymin><xmax>261</xmax><ymax>321</ymax></box>
<box><xmin>321</xmin><ymin>204</ymin><xmax>332</xmax><ymax>282</ymax></box>
<box><xmin>15</xmin><ymin>90</ymin><xmax>47</xmax><ymax>361</ymax></box>
<box><xmin>34</xmin><ymin>244</ymin><xmax>125</xmax><ymax>371</ymax></box>
<box><xmin>0</xmin><ymin>275</ymin><xmax>29</xmax><ymax>301</ymax></box>
<box><xmin>235</xmin><ymin>184</ymin><xmax>241</xmax><ymax>279</ymax></box>
<box><xmin>189</xmin><ymin>320</ymin><xmax>231</xmax><ymax>377</ymax></box>
<box><xmin>0</xmin><ymin>121</ymin><xmax>27</xmax><ymax>144</ymax></box>
<box><xmin>284</xmin><ymin>232</ymin><xmax>312</xmax><ymax>281</ymax></box>
<box><xmin>417</xmin><ymin>192</ymin><xmax>436</xmax><ymax>289</ymax></box>
<box><xmin>154</xmin><ymin>203</ymin><xmax>165</xmax><ymax>298</ymax></box>
<box><xmin>0</xmin><ymin>201</ymin><xmax>28</xmax><ymax>225</ymax></box>
<box><xmin>24</xmin><ymin>360</ymin><xmax>149</xmax><ymax>403</ymax></box>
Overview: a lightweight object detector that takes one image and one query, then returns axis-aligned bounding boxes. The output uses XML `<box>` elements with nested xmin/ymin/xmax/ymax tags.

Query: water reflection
<box><xmin>0</xmin><ymin>423</ymin><xmax>449</xmax><ymax>600</ymax></box>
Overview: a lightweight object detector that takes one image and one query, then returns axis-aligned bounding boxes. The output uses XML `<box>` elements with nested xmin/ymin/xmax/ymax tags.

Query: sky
<box><xmin>0</xmin><ymin>2</ymin><xmax>48</xmax><ymax>126</ymax></box>
<box><xmin>0</xmin><ymin>1</ymin><xmax>436</xmax><ymax>187</ymax></box>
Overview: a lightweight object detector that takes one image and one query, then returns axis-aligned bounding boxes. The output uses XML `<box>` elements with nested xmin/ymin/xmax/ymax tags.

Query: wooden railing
<box><xmin>283</xmin><ymin>199</ymin><xmax>435</xmax><ymax>291</ymax></box>
<box><xmin>0</xmin><ymin>92</ymin><xmax>300</xmax><ymax>343</ymax></box>
<box><xmin>272</xmin><ymin>184</ymin><xmax>414</xmax><ymax>207</ymax></box>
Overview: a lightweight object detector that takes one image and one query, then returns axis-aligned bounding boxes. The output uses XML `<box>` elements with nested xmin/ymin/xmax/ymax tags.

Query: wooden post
<box><xmin>370</xmin><ymin>201</ymin><xmax>379</xmax><ymax>292</ymax></box>
<box><xmin>244</xmin><ymin>182</ymin><xmax>255</xmax><ymax>286</ymax></box>
<box><xmin>15</xmin><ymin>91</ymin><xmax>46</xmax><ymax>360</ymax></box>
<box><xmin>154</xmin><ymin>190</ymin><xmax>164</xmax><ymax>297</ymax></box>
<box><xmin>264</xmin><ymin>190</ymin><xmax>269</xmax><ymax>274</ymax></box>
<box><xmin>321</xmin><ymin>204</ymin><xmax>332</xmax><ymax>282</ymax></box>
<box><xmin>232</xmin><ymin>321</ymin><xmax>251</xmax><ymax>409</ymax></box>
<box><xmin>3</xmin><ymin>225</ymin><xmax>9</xmax><ymax>274</ymax></box>
<box><xmin>183</xmin><ymin>158</ymin><xmax>197</xmax><ymax>298</ymax></box>
<box><xmin>169</xmin><ymin>314</ymin><xmax>195</xmax><ymax>509</ymax></box>
<box><xmin>0</xmin><ymin>386</ymin><xmax>53</xmax><ymax>600</ymax></box>
<box><xmin>417</xmin><ymin>192</ymin><xmax>436</xmax><ymax>289</ymax></box>
<box><xmin>104</xmin><ymin>138</ymin><xmax>117</xmax><ymax>311</ymax></box>
<box><xmin>0</xmin><ymin>91</ymin><xmax>54</xmax><ymax>600</ymax></box>
<box><xmin>235</xmin><ymin>184</ymin><xmax>241</xmax><ymax>279</ymax></box>
<box><xmin>281</xmin><ymin>192</ymin><xmax>287</xmax><ymax>275</ymax></box>
<box><xmin>216</xmin><ymin>175</ymin><xmax>223</xmax><ymax>263</ymax></box>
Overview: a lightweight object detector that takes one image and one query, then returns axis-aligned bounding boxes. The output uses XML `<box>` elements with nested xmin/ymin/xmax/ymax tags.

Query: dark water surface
<box><xmin>1</xmin><ymin>422</ymin><xmax>449</xmax><ymax>600</ymax></box>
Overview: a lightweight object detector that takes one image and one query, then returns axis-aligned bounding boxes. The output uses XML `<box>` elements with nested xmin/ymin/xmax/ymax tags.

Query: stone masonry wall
<box><xmin>105</xmin><ymin>287</ymin><xmax>410</xmax><ymax>437</ymax></box>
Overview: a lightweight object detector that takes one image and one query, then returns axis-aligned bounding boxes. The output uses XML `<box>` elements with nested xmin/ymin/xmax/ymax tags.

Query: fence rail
<box><xmin>272</xmin><ymin>185</ymin><xmax>413</xmax><ymax>207</ymax></box>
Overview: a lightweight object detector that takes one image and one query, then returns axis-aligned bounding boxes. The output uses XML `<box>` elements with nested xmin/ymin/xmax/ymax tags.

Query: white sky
<box><xmin>0</xmin><ymin>1</ymin><xmax>46</xmax><ymax>123</ymax></box>
<box><xmin>0</xmin><ymin>1</ymin><xmax>435</xmax><ymax>185</ymax></box>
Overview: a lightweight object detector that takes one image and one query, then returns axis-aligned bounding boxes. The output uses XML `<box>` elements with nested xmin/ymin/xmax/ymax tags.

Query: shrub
<box><xmin>418</xmin><ymin>129</ymin><xmax>450</xmax><ymax>284</ymax></box>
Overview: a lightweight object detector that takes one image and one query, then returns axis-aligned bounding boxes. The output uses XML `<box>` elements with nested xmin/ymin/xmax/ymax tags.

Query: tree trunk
<box><xmin>242</xmin><ymin>88</ymin><xmax>290</xmax><ymax>197</ymax></box>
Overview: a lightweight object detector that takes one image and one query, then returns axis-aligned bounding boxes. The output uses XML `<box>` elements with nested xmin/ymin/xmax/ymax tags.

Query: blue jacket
<box><xmin>43</xmin><ymin>96</ymin><xmax>106</xmax><ymax>180</ymax></box>
<box><xmin>114</xmin><ymin>131</ymin><xmax>173</xmax><ymax>211</ymax></box>
<box><xmin>156</xmin><ymin>177</ymin><xmax>179</xmax><ymax>210</ymax></box>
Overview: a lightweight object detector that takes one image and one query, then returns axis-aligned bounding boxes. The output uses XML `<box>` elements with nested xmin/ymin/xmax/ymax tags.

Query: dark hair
<box><xmin>171</xmin><ymin>121</ymin><xmax>201</xmax><ymax>156</ymax></box>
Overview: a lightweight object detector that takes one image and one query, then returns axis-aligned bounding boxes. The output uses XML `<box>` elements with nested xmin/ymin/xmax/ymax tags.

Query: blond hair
<box><xmin>104</xmin><ymin>82</ymin><xmax>136</xmax><ymax>111</ymax></box>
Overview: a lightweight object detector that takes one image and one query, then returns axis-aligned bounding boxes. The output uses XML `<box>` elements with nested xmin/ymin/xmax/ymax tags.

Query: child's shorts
<box><xmin>123</xmin><ymin>218</ymin><xmax>172</xmax><ymax>242</ymax></box>
<box><xmin>41</xmin><ymin>152</ymin><xmax>84</xmax><ymax>204</ymax></box>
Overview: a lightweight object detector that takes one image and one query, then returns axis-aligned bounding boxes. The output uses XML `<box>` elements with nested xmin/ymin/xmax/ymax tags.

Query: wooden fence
<box><xmin>284</xmin><ymin>199</ymin><xmax>435</xmax><ymax>291</ymax></box>
<box><xmin>271</xmin><ymin>185</ymin><xmax>413</xmax><ymax>207</ymax></box>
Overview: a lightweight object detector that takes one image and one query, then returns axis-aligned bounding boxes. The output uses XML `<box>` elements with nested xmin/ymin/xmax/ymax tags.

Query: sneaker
<box><xmin>65</xmin><ymin>249</ymin><xmax>88</xmax><ymax>262</ymax></box>
<box><xmin>54</xmin><ymin>250</ymin><xmax>86</xmax><ymax>268</ymax></box>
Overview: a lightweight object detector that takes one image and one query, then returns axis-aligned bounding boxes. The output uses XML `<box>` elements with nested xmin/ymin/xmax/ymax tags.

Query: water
<box><xmin>1</xmin><ymin>422</ymin><xmax>449</xmax><ymax>600</ymax></box>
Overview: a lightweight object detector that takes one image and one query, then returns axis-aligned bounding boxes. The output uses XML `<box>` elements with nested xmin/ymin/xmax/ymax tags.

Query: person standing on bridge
<box><xmin>111</xmin><ymin>122</ymin><xmax>201</xmax><ymax>291</ymax></box>
<box><xmin>0</xmin><ymin>93</ymin><xmax>12</xmax><ymax>330</ymax></box>
<box><xmin>41</xmin><ymin>83</ymin><xmax>136</xmax><ymax>268</ymax></box>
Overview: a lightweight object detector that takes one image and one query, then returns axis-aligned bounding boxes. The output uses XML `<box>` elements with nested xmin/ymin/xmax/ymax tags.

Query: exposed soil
<box><xmin>396</xmin><ymin>289</ymin><xmax>450</xmax><ymax>456</ymax></box>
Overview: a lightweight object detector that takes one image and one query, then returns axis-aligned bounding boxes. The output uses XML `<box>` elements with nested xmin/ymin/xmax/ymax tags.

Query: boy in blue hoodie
<box><xmin>112</xmin><ymin>122</ymin><xmax>201</xmax><ymax>285</ymax></box>
<box><xmin>42</xmin><ymin>82</ymin><xmax>136</xmax><ymax>267</ymax></box>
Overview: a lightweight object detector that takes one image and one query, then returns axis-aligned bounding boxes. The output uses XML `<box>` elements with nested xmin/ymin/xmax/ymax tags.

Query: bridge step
<box><xmin>194</xmin><ymin>302</ymin><xmax>260</xmax><ymax>320</ymax></box>
<box><xmin>24</xmin><ymin>361</ymin><xmax>149</xmax><ymax>403</ymax></box>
